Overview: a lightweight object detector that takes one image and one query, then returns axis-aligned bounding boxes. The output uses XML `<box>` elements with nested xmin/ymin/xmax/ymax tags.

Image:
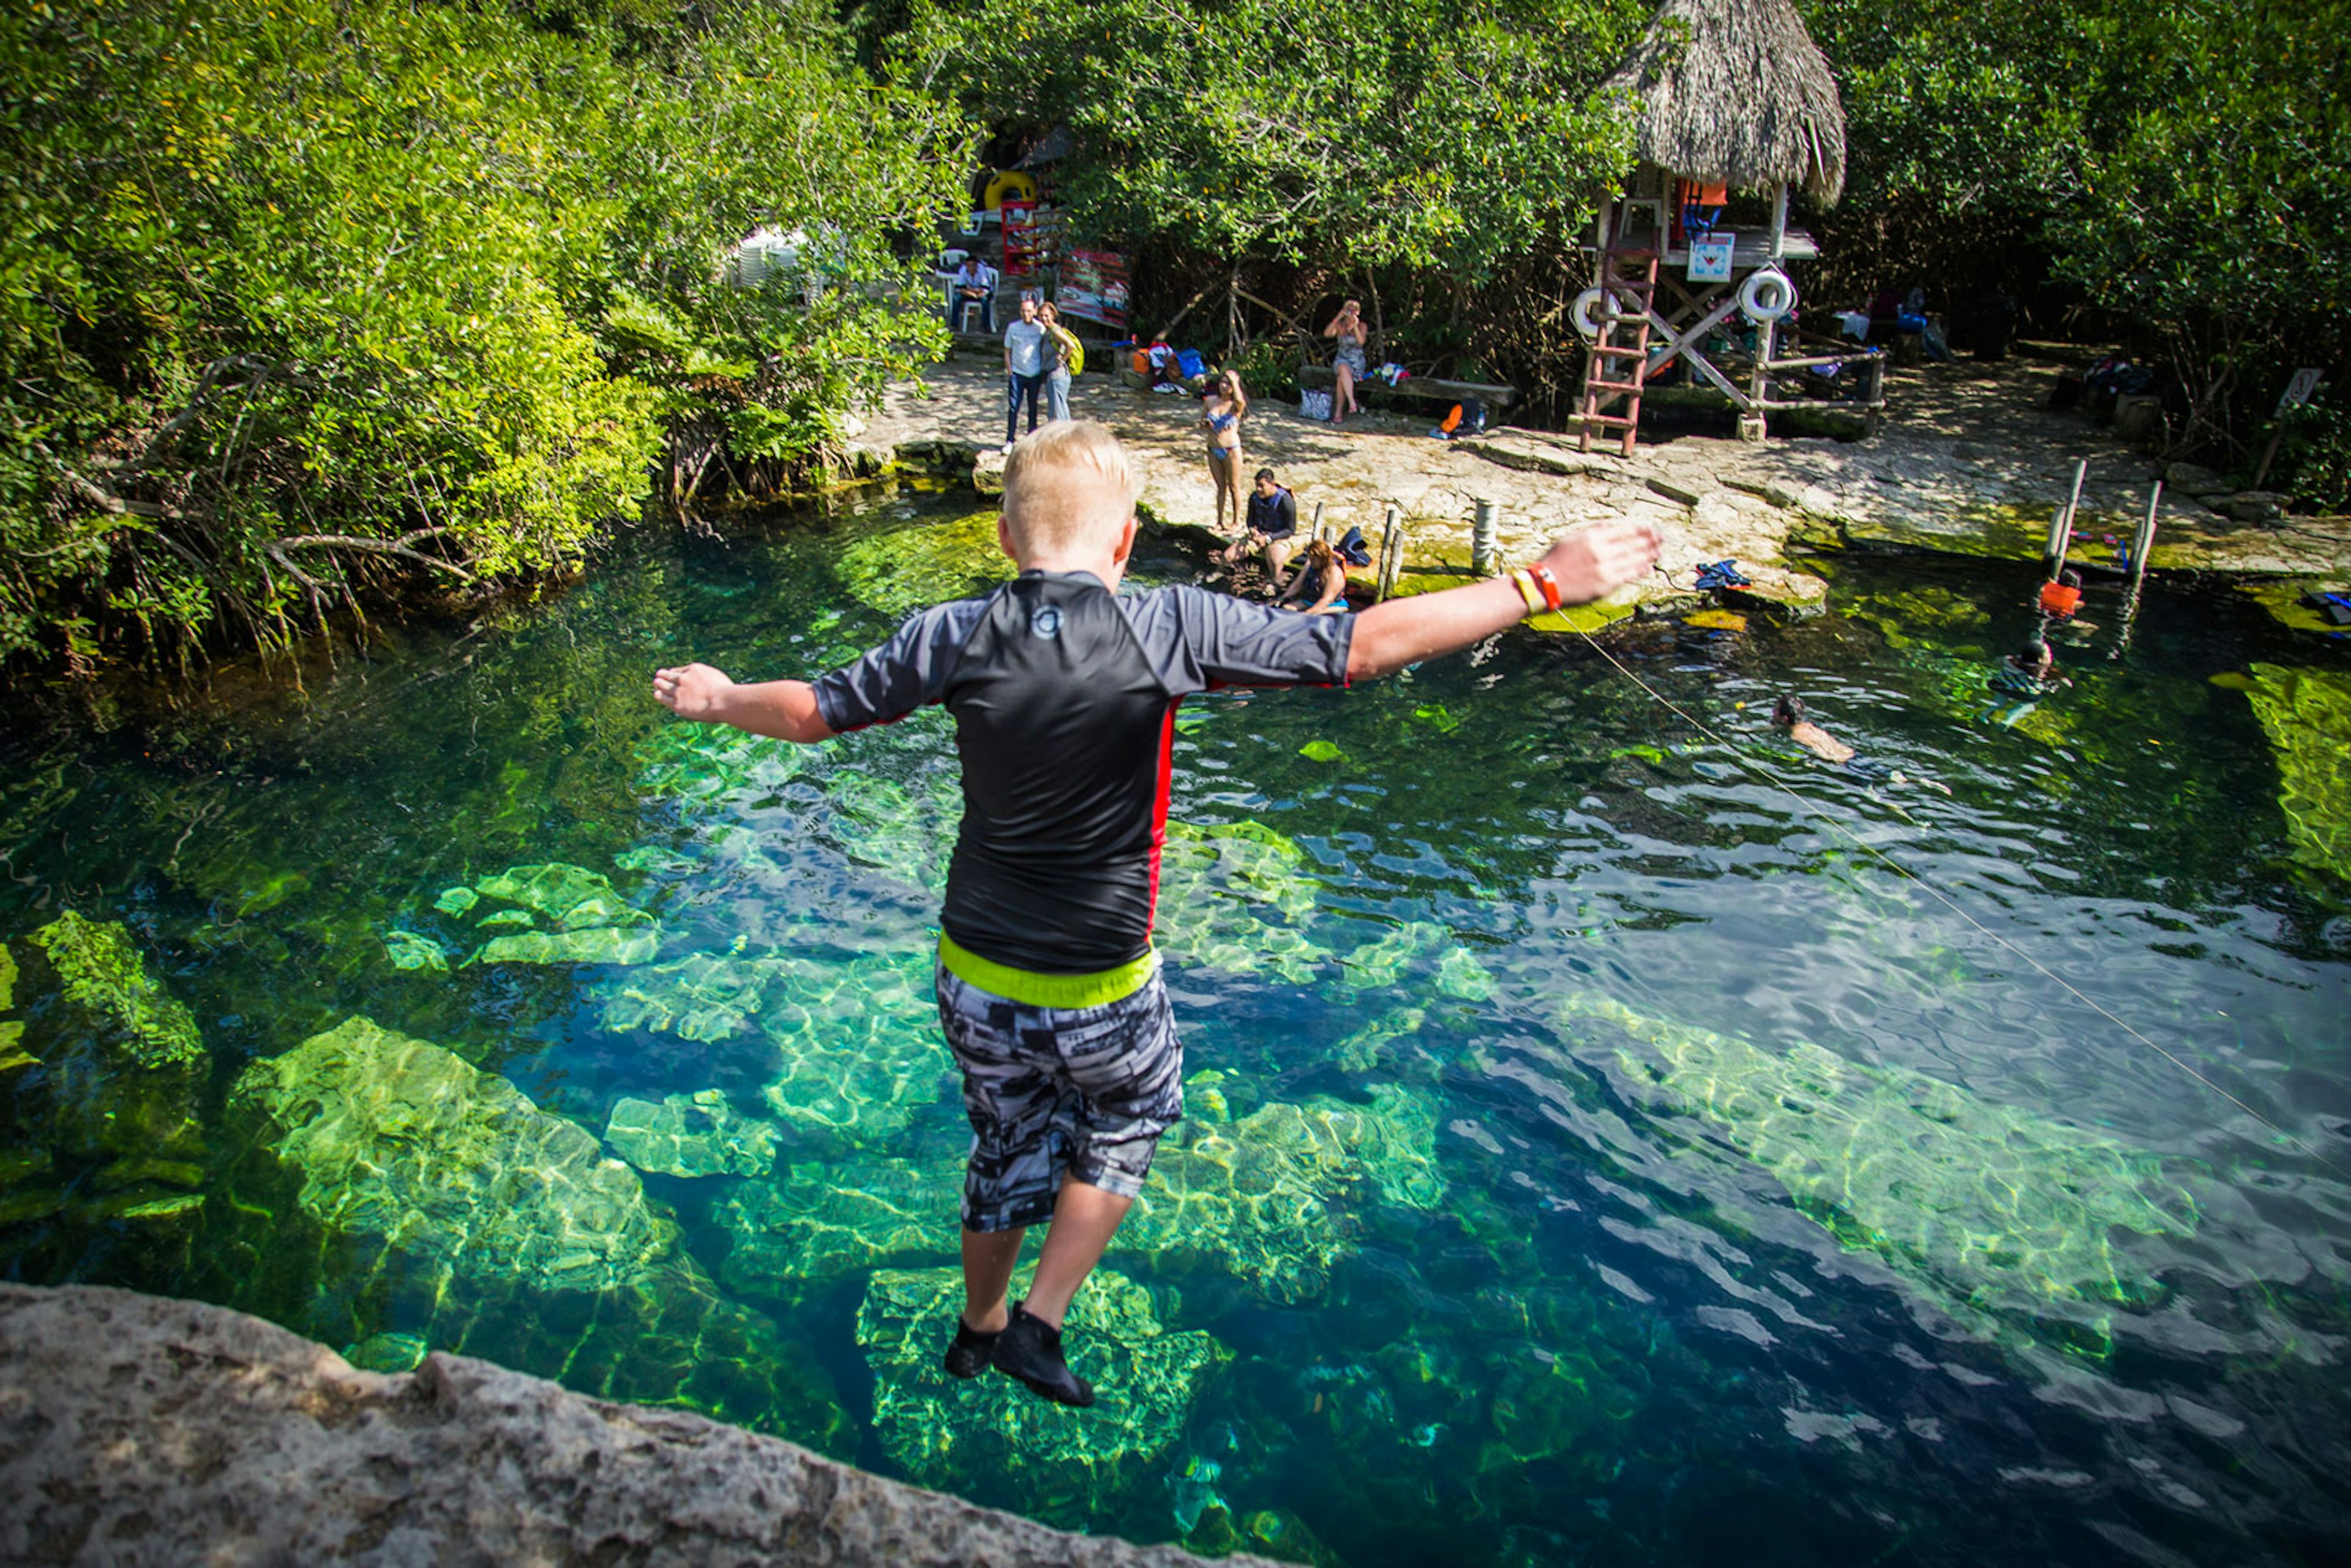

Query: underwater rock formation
<box><xmin>231</xmin><ymin>1015</ymin><xmax>680</xmax><ymax>1297</ymax></box>
<box><xmin>1559</xmin><ymin>991</ymin><xmax>2199</xmax><ymax>1313</ymax></box>
<box><xmin>26</xmin><ymin>910</ymin><xmax>204</xmax><ymax>1070</ymax></box>
<box><xmin>756</xmin><ymin>951</ymin><xmax>950</xmax><ymax>1146</ymax></box>
<box><xmin>0</xmin><ymin>1282</ymin><xmax>1262</xmax><ymax>1568</ymax></box>
<box><xmin>858</xmin><ymin>1267</ymin><xmax>1228</xmax><ymax>1520</ymax></box>
<box><xmin>2243</xmin><ymin>662</ymin><xmax>2351</xmax><ymax>880</ymax></box>
<box><xmin>1117</xmin><ymin>1082</ymin><xmax>1445</xmax><ymax>1304</ymax></box>
<box><xmin>0</xmin><ymin>913</ymin><xmax>209</xmax><ymax>1250</ymax></box>
<box><xmin>394</xmin><ymin>860</ymin><xmax>663</xmax><ymax>969</ymax></box>
<box><xmin>833</xmin><ymin>508</ymin><xmax>1019</xmax><ymax>619</ymax></box>
<box><xmin>718</xmin><ymin>1151</ymin><xmax>960</xmax><ymax>1294</ymax></box>
<box><xmin>217</xmin><ymin>1015</ymin><xmax>847</xmax><ymax>1449</ymax></box>
<box><xmin>1154</xmin><ymin>821</ymin><xmax>1334</xmax><ymax>982</ymax></box>
<box><xmin>605</xmin><ymin>1089</ymin><xmax>780</xmax><ymax>1179</ymax></box>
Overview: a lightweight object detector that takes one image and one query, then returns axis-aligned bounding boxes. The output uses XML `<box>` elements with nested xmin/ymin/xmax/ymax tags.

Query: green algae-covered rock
<box><xmin>757</xmin><ymin>951</ymin><xmax>948</xmax><ymax>1146</ymax></box>
<box><xmin>1155</xmin><ymin>820</ymin><xmax>1335</xmax><ymax>983</ymax></box>
<box><xmin>636</xmin><ymin>721</ymin><xmax>809</xmax><ymax>803</ymax></box>
<box><xmin>1117</xmin><ymin>1084</ymin><xmax>1445</xmax><ymax>1303</ymax></box>
<box><xmin>2243</xmin><ymin>662</ymin><xmax>2351</xmax><ymax>880</ymax></box>
<box><xmin>474</xmin><ymin>863</ymin><xmax>654</xmax><ymax>932</ymax></box>
<box><xmin>833</xmin><ymin>508</ymin><xmax>1017</xmax><ymax>619</ymax></box>
<box><xmin>231</xmin><ymin>1016</ymin><xmax>679</xmax><ymax>1296</ymax></box>
<box><xmin>857</xmin><ymin>1266</ymin><xmax>1227</xmax><ymax>1518</ymax></box>
<box><xmin>1562</xmin><ymin>991</ymin><xmax>2199</xmax><ymax>1312</ymax></box>
<box><xmin>218</xmin><ymin>1015</ymin><xmax>849</xmax><ymax>1451</ymax></box>
<box><xmin>0</xmin><ymin>916</ymin><xmax>207</xmax><ymax>1161</ymax></box>
<box><xmin>471</xmin><ymin>925</ymin><xmax>662</xmax><ymax>967</ymax></box>
<box><xmin>604</xmin><ymin>1089</ymin><xmax>779</xmax><ymax>1179</ymax></box>
<box><xmin>596</xmin><ymin>951</ymin><xmax>780</xmax><ymax>1042</ymax></box>
<box><xmin>28</xmin><ymin>912</ymin><xmax>203</xmax><ymax>1070</ymax></box>
<box><xmin>717</xmin><ymin>1151</ymin><xmax>959</xmax><ymax>1292</ymax></box>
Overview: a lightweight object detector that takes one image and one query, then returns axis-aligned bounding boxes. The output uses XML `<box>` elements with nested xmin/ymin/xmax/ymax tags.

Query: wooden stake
<box><xmin>2044</xmin><ymin>459</ymin><xmax>2087</xmax><ymax>580</ymax></box>
<box><xmin>2131</xmin><ymin>481</ymin><xmax>2161</xmax><ymax>592</ymax></box>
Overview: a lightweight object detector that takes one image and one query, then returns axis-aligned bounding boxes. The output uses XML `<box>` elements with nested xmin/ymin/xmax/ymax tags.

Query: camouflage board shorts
<box><xmin>934</xmin><ymin>962</ymin><xmax>1184</xmax><ymax>1231</ymax></box>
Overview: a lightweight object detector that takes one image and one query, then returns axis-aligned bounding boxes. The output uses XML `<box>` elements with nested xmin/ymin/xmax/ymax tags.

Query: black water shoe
<box><xmin>943</xmin><ymin>1313</ymin><xmax>1002</xmax><ymax>1379</ymax></box>
<box><xmin>992</xmin><ymin>1302</ymin><xmax>1095</xmax><ymax>1408</ymax></box>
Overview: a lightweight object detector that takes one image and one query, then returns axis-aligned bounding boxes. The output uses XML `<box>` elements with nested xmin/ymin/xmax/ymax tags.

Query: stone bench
<box><xmin>1296</xmin><ymin>364</ymin><xmax>1520</xmax><ymax>411</ymax></box>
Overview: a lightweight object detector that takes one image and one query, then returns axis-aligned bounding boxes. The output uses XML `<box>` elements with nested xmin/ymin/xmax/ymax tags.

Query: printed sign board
<box><xmin>2278</xmin><ymin>367</ymin><xmax>2325</xmax><ymax>415</ymax></box>
<box><xmin>1687</xmin><ymin>232</ymin><xmax>1735</xmax><ymax>283</ymax></box>
<box><xmin>1057</xmin><ymin>249</ymin><xmax>1130</xmax><ymax>332</ymax></box>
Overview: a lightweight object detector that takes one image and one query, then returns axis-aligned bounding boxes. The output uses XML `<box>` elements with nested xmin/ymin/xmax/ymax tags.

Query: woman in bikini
<box><xmin>1201</xmin><ymin>370</ymin><xmax>1248</xmax><ymax>533</ymax></box>
<box><xmin>1322</xmin><ymin>299</ymin><xmax>1368</xmax><ymax>426</ymax></box>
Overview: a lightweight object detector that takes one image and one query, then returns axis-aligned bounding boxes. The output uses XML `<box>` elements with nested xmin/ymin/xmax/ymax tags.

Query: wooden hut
<box><xmin>1578</xmin><ymin>0</ymin><xmax>1882</xmax><ymax>452</ymax></box>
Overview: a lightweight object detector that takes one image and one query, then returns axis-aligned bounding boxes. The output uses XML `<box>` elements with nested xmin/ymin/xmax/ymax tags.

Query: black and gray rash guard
<box><xmin>811</xmin><ymin>571</ymin><xmax>1353</xmax><ymax>975</ymax></box>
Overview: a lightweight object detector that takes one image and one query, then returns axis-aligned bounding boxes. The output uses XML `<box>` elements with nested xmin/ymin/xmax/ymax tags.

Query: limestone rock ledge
<box><xmin>0</xmin><ymin>1283</ymin><xmax>1268</xmax><ymax>1568</ymax></box>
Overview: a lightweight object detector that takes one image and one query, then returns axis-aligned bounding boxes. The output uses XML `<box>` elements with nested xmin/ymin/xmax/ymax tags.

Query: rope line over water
<box><xmin>1567</xmin><ymin>626</ymin><xmax>2351</xmax><ymax>1188</ymax></box>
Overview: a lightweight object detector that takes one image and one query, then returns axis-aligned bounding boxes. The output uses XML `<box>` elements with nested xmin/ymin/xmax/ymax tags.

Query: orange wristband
<box><xmin>1526</xmin><ymin>562</ymin><xmax>1564</xmax><ymax>612</ymax></box>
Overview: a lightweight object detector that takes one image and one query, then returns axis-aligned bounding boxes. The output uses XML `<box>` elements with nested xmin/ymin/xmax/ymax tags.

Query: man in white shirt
<box><xmin>1003</xmin><ymin>296</ymin><xmax>1047</xmax><ymax>451</ymax></box>
<box><xmin>951</xmin><ymin>255</ymin><xmax>998</xmax><ymax>333</ymax></box>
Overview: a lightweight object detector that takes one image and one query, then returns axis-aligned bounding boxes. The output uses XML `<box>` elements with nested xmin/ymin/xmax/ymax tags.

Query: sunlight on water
<box><xmin>1</xmin><ymin>486</ymin><xmax>2347</xmax><ymax>1566</ymax></box>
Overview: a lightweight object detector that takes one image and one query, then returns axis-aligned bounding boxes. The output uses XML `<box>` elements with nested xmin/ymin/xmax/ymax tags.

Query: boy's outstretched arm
<box><xmin>653</xmin><ymin>663</ymin><xmax>836</xmax><ymax>743</ymax></box>
<box><xmin>1346</xmin><ymin>520</ymin><xmax>1662</xmax><ymax>681</ymax></box>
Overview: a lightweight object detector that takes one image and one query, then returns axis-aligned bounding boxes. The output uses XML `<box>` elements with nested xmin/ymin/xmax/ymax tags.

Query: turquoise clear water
<box><xmin>2</xmin><ymin>484</ymin><xmax>2348</xmax><ymax>1566</ymax></box>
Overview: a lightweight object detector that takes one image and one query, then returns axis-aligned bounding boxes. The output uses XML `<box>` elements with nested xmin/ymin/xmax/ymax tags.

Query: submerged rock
<box><xmin>1155</xmin><ymin>820</ymin><xmax>1335</xmax><ymax>983</ymax></box>
<box><xmin>230</xmin><ymin>1016</ymin><xmax>678</xmax><ymax>1297</ymax></box>
<box><xmin>756</xmin><ymin>951</ymin><xmax>949</xmax><ymax>1147</ymax></box>
<box><xmin>718</xmin><ymin>1150</ymin><xmax>959</xmax><ymax>1293</ymax></box>
<box><xmin>28</xmin><ymin>911</ymin><xmax>203</xmax><ymax>1070</ymax></box>
<box><xmin>857</xmin><ymin>1266</ymin><xmax>1228</xmax><ymax>1518</ymax></box>
<box><xmin>216</xmin><ymin>1015</ymin><xmax>849</xmax><ymax>1449</ymax></box>
<box><xmin>604</xmin><ymin>1089</ymin><xmax>779</xmax><ymax>1179</ymax></box>
<box><xmin>833</xmin><ymin>507</ymin><xmax>1018</xmax><ymax>619</ymax></box>
<box><xmin>1</xmin><ymin>913</ymin><xmax>207</xmax><ymax>1163</ymax></box>
<box><xmin>1562</xmin><ymin>991</ymin><xmax>2199</xmax><ymax>1313</ymax></box>
<box><xmin>1117</xmin><ymin>1084</ymin><xmax>1445</xmax><ymax>1304</ymax></box>
<box><xmin>392</xmin><ymin>860</ymin><xmax>664</xmax><ymax>969</ymax></box>
<box><xmin>2241</xmin><ymin>663</ymin><xmax>2351</xmax><ymax>882</ymax></box>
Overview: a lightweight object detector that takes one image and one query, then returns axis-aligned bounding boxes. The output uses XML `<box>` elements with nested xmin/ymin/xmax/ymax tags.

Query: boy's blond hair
<box><xmin>1002</xmin><ymin>421</ymin><xmax>1138</xmax><ymax>557</ymax></box>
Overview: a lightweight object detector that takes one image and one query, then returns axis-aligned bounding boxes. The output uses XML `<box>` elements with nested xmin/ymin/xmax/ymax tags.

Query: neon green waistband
<box><xmin>937</xmin><ymin>933</ymin><xmax>1160</xmax><ymax>1009</ymax></box>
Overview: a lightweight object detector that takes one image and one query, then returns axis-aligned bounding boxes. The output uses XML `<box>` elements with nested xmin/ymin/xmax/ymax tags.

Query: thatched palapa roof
<box><xmin>1604</xmin><ymin>0</ymin><xmax>1847</xmax><ymax>205</ymax></box>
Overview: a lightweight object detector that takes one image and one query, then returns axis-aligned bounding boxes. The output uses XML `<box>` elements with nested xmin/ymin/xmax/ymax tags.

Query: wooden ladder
<box><xmin>1578</xmin><ymin>247</ymin><xmax>1659</xmax><ymax>457</ymax></box>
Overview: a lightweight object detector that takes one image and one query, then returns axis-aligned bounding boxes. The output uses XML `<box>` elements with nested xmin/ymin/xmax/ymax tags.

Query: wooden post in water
<box><xmin>1376</xmin><ymin>503</ymin><xmax>1403</xmax><ymax>603</ymax></box>
<box><xmin>2044</xmin><ymin>459</ymin><xmax>2087</xmax><ymax>580</ymax></box>
<box><xmin>2131</xmin><ymin>482</ymin><xmax>2161</xmax><ymax>591</ymax></box>
<box><xmin>1472</xmin><ymin>499</ymin><xmax>1499</xmax><ymax>577</ymax></box>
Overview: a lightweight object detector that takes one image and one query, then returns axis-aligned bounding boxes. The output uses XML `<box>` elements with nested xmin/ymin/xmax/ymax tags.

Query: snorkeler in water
<box><xmin>1771</xmin><ymin>694</ymin><xmax>1952</xmax><ymax>794</ymax></box>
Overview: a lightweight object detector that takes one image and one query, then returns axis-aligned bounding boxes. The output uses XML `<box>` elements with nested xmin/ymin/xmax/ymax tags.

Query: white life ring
<box><xmin>1738</xmin><ymin>268</ymin><xmax>1797</xmax><ymax>323</ymax></box>
<box><xmin>1572</xmin><ymin>287</ymin><xmax>1604</xmax><ymax>341</ymax></box>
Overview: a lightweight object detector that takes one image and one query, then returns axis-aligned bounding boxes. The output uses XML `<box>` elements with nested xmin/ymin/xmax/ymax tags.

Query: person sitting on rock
<box><xmin>652</xmin><ymin>421</ymin><xmax>1660</xmax><ymax>1409</ymax></box>
<box><xmin>1212</xmin><ymin>468</ymin><xmax>1297</xmax><ymax>587</ymax></box>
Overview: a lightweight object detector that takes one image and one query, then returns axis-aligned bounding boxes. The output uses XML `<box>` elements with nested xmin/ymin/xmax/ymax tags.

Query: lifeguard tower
<box><xmin>1577</xmin><ymin>0</ymin><xmax>1883</xmax><ymax>454</ymax></box>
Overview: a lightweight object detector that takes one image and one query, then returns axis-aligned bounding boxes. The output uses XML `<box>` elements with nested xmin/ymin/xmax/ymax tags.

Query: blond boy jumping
<box><xmin>653</xmin><ymin>421</ymin><xmax>1659</xmax><ymax>1405</ymax></box>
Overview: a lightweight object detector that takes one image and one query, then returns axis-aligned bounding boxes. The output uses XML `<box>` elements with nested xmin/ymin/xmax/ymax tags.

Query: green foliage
<box><xmin>2268</xmin><ymin>387</ymin><xmax>2351</xmax><ymax>514</ymax></box>
<box><xmin>1806</xmin><ymin>0</ymin><xmax>2350</xmax><ymax>459</ymax></box>
<box><xmin>0</xmin><ymin>0</ymin><xmax>966</xmax><ymax>675</ymax></box>
<box><xmin>894</xmin><ymin>0</ymin><xmax>1638</xmax><ymax>279</ymax></box>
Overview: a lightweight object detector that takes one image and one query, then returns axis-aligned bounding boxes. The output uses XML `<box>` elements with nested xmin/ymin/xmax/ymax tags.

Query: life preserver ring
<box><xmin>1572</xmin><ymin>287</ymin><xmax>1604</xmax><ymax>340</ymax></box>
<box><xmin>1739</xmin><ymin>268</ymin><xmax>1797</xmax><ymax>323</ymax></box>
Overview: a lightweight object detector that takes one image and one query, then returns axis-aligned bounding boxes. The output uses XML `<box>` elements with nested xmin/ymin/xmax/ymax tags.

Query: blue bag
<box><xmin>1176</xmin><ymin>348</ymin><xmax>1207</xmax><ymax>381</ymax></box>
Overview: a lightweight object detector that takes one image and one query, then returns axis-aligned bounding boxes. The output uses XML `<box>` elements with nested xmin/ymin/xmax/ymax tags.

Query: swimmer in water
<box><xmin>1771</xmin><ymin>694</ymin><xmax>1951</xmax><ymax>794</ymax></box>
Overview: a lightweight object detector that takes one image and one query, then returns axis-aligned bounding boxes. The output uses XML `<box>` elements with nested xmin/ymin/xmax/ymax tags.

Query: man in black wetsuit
<box><xmin>653</xmin><ymin>422</ymin><xmax>1659</xmax><ymax>1408</ymax></box>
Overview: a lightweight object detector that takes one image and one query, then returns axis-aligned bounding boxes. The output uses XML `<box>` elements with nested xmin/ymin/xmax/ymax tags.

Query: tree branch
<box><xmin>270</xmin><ymin>527</ymin><xmax>477</xmax><ymax>582</ymax></box>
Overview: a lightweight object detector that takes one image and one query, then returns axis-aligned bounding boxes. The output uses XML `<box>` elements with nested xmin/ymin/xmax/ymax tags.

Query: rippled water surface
<box><xmin>3</xmin><ymin>486</ymin><xmax>2348</xmax><ymax>1566</ymax></box>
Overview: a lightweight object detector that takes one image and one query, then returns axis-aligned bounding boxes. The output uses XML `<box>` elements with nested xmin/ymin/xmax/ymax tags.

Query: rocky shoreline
<box><xmin>0</xmin><ymin>1281</ymin><xmax>1272</xmax><ymax>1568</ymax></box>
<box><xmin>840</xmin><ymin>351</ymin><xmax>2351</xmax><ymax>636</ymax></box>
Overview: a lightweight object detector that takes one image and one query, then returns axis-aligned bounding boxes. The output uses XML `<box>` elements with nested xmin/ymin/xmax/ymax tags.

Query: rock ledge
<box><xmin>0</xmin><ymin>1282</ymin><xmax>1262</xmax><ymax>1568</ymax></box>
